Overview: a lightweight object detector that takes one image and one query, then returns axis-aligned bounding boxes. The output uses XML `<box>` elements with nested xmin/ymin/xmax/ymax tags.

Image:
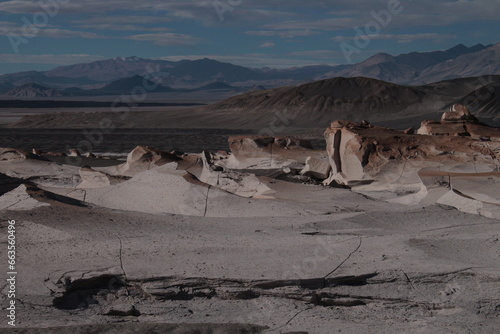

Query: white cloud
<box><xmin>0</xmin><ymin>53</ymin><xmax>107</xmax><ymax>64</ymax></box>
<box><xmin>75</xmin><ymin>23</ymin><xmax>150</xmax><ymax>31</ymax></box>
<box><xmin>259</xmin><ymin>42</ymin><xmax>276</xmax><ymax>48</ymax></box>
<box><xmin>331</xmin><ymin>33</ymin><xmax>457</xmax><ymax>44</ymax></box>
<box><xmin>125</xmin><ymin>32</ymin><xmax>201</xmax><ymax>46</ymax></box>
<box><xmin>38</xmin><ymin>28</ymin><xmax>103</xmax><ymax>39</ymax></box>
<box><xmin>246</xmin><ymin>30</ymin><xmax>320</xmax><ymax>38</ymax></box>
<box><xmin>0</xmin><ymin>24</ymin><xmax>104</xmax><ymax>39</ymax></box>
<box><xmin>74</xmin><ymin>15</ymin><xmax>172</xmax><ymax>24</ymax></box>
<box><xmin>287</xmin><ymin>50</ymin><xmax>342</xmax><ymax>58</ymax></box>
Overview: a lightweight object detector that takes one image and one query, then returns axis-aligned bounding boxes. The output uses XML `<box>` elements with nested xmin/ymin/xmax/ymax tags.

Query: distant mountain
<box><xmin>393</xmin><ymin>43</ymin><xmax>490</xmax><ymax>70</ymax></box>
<box><xmin>1</xmin><ymin>43</ymin><xmax>499</xmax><ymax>95</ymax></box>
<box><xmin>416</xmin><ymin>44</ymin><xmax>500</xmax><ymax>84</ymax></box>
<box><xmin>45</xmin><ymin>56</ymin><xmax>175</xmax><ymax>82</ymax></box>
<box><xmin>190</xmin><ymin>81</ymin><xmax>238</xmax><ymax>91</ymax></box>
<box><xmin>330</xmin><ymin>44</ymin><xmax>493</xmax><ymax>84</ymax></box>
<box><xmin>5</xmin><ymin>82</ymin><xmax>62</xmax><ymax>98</ymax></box>
<box><xmin>330</xmin><ymin>53</ymin><xmax>420</xmax><ymax>84</ymax></box>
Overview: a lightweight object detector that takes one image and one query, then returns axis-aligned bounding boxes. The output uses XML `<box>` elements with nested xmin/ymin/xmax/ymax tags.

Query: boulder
<box><xmin>68</xmin><ymin>149</ymin><xmax>81</xmax><ymax>157</ymax></box>
<box><xmin>300</xmin><ymin>157</ymin><xmax>331</xmax><ymax>180</ymax></box>
<box><xmin>112</xmin><ymin>146</ymin><xmax>182</xmax><ymax>176</ymax></box>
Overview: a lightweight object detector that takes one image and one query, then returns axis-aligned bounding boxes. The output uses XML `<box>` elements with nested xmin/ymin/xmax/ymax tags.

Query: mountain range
<box><xmin>1</xmin><ymin>43</ymin><xmax>499</xmax><ymax>98</ymax></box>
<box><xmin>12</xmin><ymin>75</ymin><xmax>500</xmax><ymax>129</ymax></box>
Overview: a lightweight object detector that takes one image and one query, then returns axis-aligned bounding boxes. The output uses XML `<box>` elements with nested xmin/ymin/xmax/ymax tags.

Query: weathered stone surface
<box><xmin>441</xmin><ymin>103</ymin><xmax>478</xmax><ymax>122</ymax></box>
<box><xmin>77</xmin><ymin>166</ymin><xmax>130</xmax><ymax>189</ymax></box>
<box><xmin>1</xmin><ymin>148</ymin><xmax>28</xmax><ymax>161</ymax></box>
<box><xmin>323</xmin><ymin>120</ymin><xmax>500</xmax><ymax>187</ymax></box>
<box><xmin>68</xmin><ymin>148</ymin><xmax>81</xmax><ymax>157</ymax></box>
<box><xmin>222</xmin><ymin>136</ymin><xmax>323</xmax><ymax>169</ymax></box>
<box><xmin>112</xmin><ymin>146</ymin><xmax>182</xmax><ymax>176</ymax></box>
<box><xmin>300</xmin><ymin>156</ymin><xmax>331</xmax><ymax>180</ymax></box>
<box><xmin>417</xmin><ymin>120</ymin><xmax>471</xmax><ymax>136</ymax></box>
<box><xmin>186</xmin><ymin>151</ymin><xmax>274</xmax><ymax>198</ymax></box>
<box><xmin>417</xmin><ymin>107</ymin><xmax>500</xmax><ymax>139</ymax></box>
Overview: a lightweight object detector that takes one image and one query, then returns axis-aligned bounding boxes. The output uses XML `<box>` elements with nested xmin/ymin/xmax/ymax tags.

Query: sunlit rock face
<box><xmin>323</xmin><ymin>119</ymin><xmax>500</xmax><ymax>187</ymax></box>
<box><xmin>223</xmin><ymin>136</ymin><xmax>322</xmax><ymax>169</ymax></box>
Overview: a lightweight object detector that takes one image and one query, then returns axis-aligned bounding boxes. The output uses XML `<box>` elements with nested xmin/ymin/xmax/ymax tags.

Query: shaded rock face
<box><xmin>323</xmin><ymin>120</ymin><xmax>500</xmax><ymax>187</ymax></box>
<box><xmin>224</xmin><ymin>136</ymin><xmax>322</xmax><ymax>169</ymax></box>
<box><xmin>114</xmin><ymin>146</ymin><xmax>182</xmax><ymax>176</ymax></box>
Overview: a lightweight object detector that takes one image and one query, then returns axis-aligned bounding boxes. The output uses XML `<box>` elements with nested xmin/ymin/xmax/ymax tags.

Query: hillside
<box><xmin>5</xmin><ymin>83</ymin><xmax>62</xmax><ymax>98</ymax></box>
<box><xmin>10</xmin><ymin>75</ymin><xmax>500</xmax><ymax>130</ymax></box>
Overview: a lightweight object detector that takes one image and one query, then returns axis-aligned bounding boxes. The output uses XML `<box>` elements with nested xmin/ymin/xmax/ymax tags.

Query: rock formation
<box><xmin>0</xmin><ymin>148</ymin><xmax>49</xmax><ymax>161</ymax></box>
<box><xmin>323</xmin><ymin>119</ymin><xmax>499</xmax><ymax>187</ymax></box>
<box><xmin>300</xmin><ymin>156</ymin><xmax>331</xmax><ymax>180</ymax></box>
<box><xmin>221</xmin><ymin>136</ymin><xmax>323</xmax><ymax>169</ymax></box>
<box><xmin>441</xmin><ymin>103</ymin><xmax>479</xmax><ymax>122</ymax></box>
<box><xmin>321</xmin><ymin>108</ymin><xmax>500</xmax><ymax>218</ymax></box>
<box><xmin>186</xmin><ymin>151</ymin><xmax>274</xmax><ymax>198</ymax></box>
<box><xmin>68</xmin><ymin>149</ymin><xmax>81</xmax><ymax>157</ymax></box>
<box><xmin>1</xmin><ymin>148</ymin><xmax>29</xmax><ymax>161</ymax></box>
<box><xmin>110</xmin><ymin>146</ymin><xmax>182</xmax><ymax>176</ymax></box>
<box><xmin>417</xmin><ymin>104</ymin><xmax>500</xmax><ymax>139</ymax></box>
<box><xmin>77</xmin><ymin>166</ymin><xmax>130</xmax><ymax>189</ymax></box>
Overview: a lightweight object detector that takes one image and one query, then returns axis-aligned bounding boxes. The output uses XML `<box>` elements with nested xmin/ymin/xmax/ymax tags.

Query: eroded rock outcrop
<box><xmin>186</xmin><ymin>151</ymin><xmax>274</xmax><ymax>198</ymax></box>
<box><xmin>222</xmin><ymin>136</ymin><xmax>323</xmax><ymax>169</ymax></box>
<box><xmin>0</xmin><ymin>148</ymin><xmax>35</xmax><ymax>161</ymax></box>
<box><xmin>77</xmin><ymin>166</ymin><xmax>130</xmax><ymax>189</ymax></box>
<box><xmin>323</xmin><ymin>120</ymin><xmax>500</xmax><ymax>187</ymax></box>
<box><xmin>111</xmin><ymin>146</ymin><xmax>182</xmax><ymax>176</ymax></box>
<box><xmin>418</xmin><ymin>104</ymin><xmax>500</xmax><ymax>140</ymax></box>
<box><xmin>441</xmin><ymin>103</ymin><xmax>479</xmax><ymax>122</ymax></box>
<box><xmin>300</xmin><ymin>156</ymin><xmax>331</xmax><ymax>180</ymax></box>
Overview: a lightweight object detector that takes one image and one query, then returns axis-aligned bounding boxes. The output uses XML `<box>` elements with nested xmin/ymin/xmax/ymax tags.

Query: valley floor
<box><xmin>1</xmin><ymin>170</ymin><xmax>499</xmax><ymax>333</ymax></box>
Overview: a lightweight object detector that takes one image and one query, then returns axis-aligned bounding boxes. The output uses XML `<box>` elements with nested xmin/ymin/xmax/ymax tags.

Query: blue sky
<box><xmin>0</xmin><ymin>0</ymin><xmax>499</xmax><ymax>74</ymax></box>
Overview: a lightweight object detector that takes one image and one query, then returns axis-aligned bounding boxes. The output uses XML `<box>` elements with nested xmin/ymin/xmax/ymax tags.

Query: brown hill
<box><xmin>203</xmin><ymin>77</ymin><xmax>433</xmax><ymax>127</ymax></box>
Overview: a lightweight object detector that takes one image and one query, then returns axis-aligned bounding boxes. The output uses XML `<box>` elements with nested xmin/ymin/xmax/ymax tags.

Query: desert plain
<box><xmin>1</xmin><ymin>98</ymin><xmax>500</xmax><ymax>334</ymax></box>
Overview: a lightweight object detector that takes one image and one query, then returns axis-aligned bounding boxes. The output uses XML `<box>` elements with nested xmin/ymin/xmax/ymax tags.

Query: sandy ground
<box><xmin>0</xmin><ymin>156</ymin><xmax>499</xmax><ymax>333</ymax></box>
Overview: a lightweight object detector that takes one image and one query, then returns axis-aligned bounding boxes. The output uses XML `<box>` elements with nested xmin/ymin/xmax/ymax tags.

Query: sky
<box><xmin>0</xmin><ymin>0</ymin><xmax>499</xmax><ymax>74</ymax></box>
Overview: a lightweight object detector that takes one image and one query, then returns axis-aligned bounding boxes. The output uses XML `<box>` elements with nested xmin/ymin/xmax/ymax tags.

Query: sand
<box><xmin>1</xmin><ymin>146</ymin><xmax>499</xmax><ymax>333</ymax></box>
